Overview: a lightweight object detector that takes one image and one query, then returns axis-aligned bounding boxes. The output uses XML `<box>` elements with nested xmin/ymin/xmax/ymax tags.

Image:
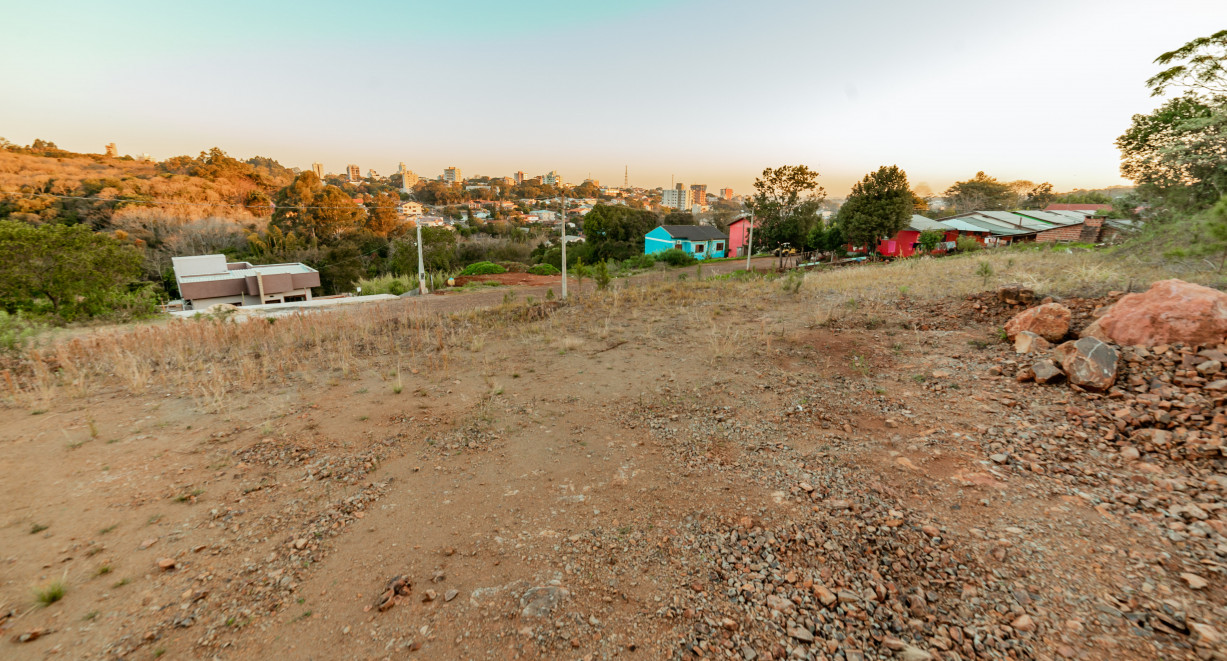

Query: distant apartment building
<box><xmin>513</xmin><ymin>171</ymin><xmax>526</xmax><ymax>185</ymax></box>
<box><xmin>347</xmin><ymin>164</ymin><xmax>360</xmax><ymax>181</ymax></box>
<box><xmin>105</xmin><ymin>143</ymin><xmax>117</xmax><ymax>157</ymax></box>
<box><xmin>690</xmin><ymin>184</ymin><xmax>707</xmax><ymax>202</ymax></box>
<box><xmin>367</xmin><ymin>169</ymin><xmax>379</xmax><ymax>179</ymax></box>
<box><xmin>401</xmin><ymin>170</ymin><xmax>419</xmax><ymax>190</ymax></box>
<box><xmin>719</xmin><ymin>188</ymin><xmax>734</xmax><ymax>200</ymax></box>
<box><xmin>661</xmin><ymin>183</ymin><xmax>694</xmax><ymax>210</ymax></box>
<box><xmin>399</xmin><ymin>201</ymin><xmax>425</xmax><ymax>218</ymax></box>
<box><xmin>544</xmin><ymin>170</ymin><xmax>562</xmax><ymax>187</ymax></box>
<box><xmin>529</xmin><ymin>175</ymin><xmax>544</xmax><ymax>185</ymax></box>
<box><xmin>443</xmin><ymin>167</ymin><xmax>462</xmax><ymax>184</ymax></box>
<box><xmin>172</xmin><ymin>254</ymin><xmax>319</xmax><ymax>310</ymax></box>
<box><xmin>312</xmin><ymin>162</ymin><xmax>324</xmax><ymax>178</ymax></box>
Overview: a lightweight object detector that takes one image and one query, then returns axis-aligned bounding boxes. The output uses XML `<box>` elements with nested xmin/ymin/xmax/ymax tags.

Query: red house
<box><xmin>727</xmin><ymin>216</ymin><xmax>759</xmax><ymax>257</ymax></box>
<box><xmin>875</xmin><ymin>215</ymin><xmax>957</xmax><ymax>258</ymax></box>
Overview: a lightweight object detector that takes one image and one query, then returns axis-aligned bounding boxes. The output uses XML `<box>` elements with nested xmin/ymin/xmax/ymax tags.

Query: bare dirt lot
<box><xmin>2</xmin><ymin>253</ymin><xmax>1226</xmax><ymax>660</ymax></box>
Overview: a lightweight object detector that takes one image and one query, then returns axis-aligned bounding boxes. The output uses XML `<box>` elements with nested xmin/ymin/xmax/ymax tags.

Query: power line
<box><xmin>0</xmin><ymin>190</ymin><xmax>401</xmax><ymax>211</ymax></box>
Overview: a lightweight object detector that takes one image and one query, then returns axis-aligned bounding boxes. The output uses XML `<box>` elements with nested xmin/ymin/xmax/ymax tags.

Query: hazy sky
<box><xmin>2</xmin><ymin>1</ymin><xmax>1224</xmax><ymax>196</ymax></box>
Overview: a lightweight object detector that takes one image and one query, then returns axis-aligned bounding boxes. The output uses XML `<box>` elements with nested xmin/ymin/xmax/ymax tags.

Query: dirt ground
<box><xmin>1</xmin><ymin>272</ymin><xmax>1224</xmax><ymax>660</ymax></box>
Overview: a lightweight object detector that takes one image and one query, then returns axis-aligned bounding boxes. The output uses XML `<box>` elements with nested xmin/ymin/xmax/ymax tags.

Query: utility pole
<box><xmin>416</xmin><ymin>222</ymin><xmax>427</xmax><ymax>295</ymax></box>
<box><xmin>745</xmin><ymin>212</ymin><xmax>754</xmax><ymax>272</ymax></box>
<box><xmin>560</xmin><ymin>192</ymin><xmax>568</xmax><ymax>299</ymax></box>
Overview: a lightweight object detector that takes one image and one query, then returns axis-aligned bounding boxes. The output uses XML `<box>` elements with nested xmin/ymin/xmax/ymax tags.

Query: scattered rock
<box><xmin>997</xmin><ymin>284</ymin><xmax>1037</xmax><ymax>306</ymax></box>
<box><xmin>157</xmin><ymin>557</ymin><xmax>176</xmax><ymax>570</ymax></box>
<box><xmin>1005</xmin><ymin>303</ymin><xmax>1071</xmax><ymax>342</ymax></box>
<box><xmin>1032</xmin><ymin>359</ymin><xmax>1065</xmax><ymax>384</ymax></box>
<box><xmin>1181</xmin><ymin>573</ymin><xmax>1208</xmax><ymax>590</ymax></box>
<box><xmin>520</xmin><ymin>586</ymin><xmax>569</xmax><ymax>618</ymax></box>
<box><xmin>1014</xmin><ymin>330</ymin><xmax>1051</xmax><ymax>355</ymax></box>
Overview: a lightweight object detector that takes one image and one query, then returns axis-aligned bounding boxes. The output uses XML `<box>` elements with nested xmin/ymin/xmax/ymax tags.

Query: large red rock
<box><xmin>1005</xmin><ymin>303</ymin><xmax>1071</xmax><ymax>342</ymax></box>
<box><xmin>1083</xmin><ymin>279</ymin><xmax>1227</xmax><ymax>347</ymax></box>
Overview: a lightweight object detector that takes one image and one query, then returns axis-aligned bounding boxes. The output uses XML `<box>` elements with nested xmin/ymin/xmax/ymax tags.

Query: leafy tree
<box><xmin>917</xmin><ymin>230</ymin><xmax>944</xmax><ymax>254</ymax></box>
<box><xmin>1147</xmin><ymin>29</ymin><xmax>1227</xmax><ymax>98</ymax></box>
<box><xmin>391</xmin><ymin>226</ymin><xmax>458</xmax><ymax>273</ymax></box>
<box><xmin>1058</xmin><ymin>190</ymin><xmax>1113</xmax><ymax>204</ymax></box>
<box><xmin>1023</xmin><ymin>182</ymin><xmax>1056</xmax><ymax>209</ymax></box>
<box><xmin>582</xmin><ymin>204</ymin><xmax>659</xmax><ymax>242</ymax></box>
<box><xmin>1116</xmin><ymin>95</ymin><xmax>1227</xmax><ymax>207</ymax></box>
<box><xmin>945</xmin><ymin>172</ymin><xmax>1016</xmax><ymax>212</ymax></box>
<box><xmin>748</xmin><ymin>165</ymin><xmax>826</xmax><ymax>249</ymax></box>
<box><xmin>0</xmin><ymin>220</ymin><xmax>149</xmax><ymax>320</ymax></box>
<box><xmin>839</xmin><ymin>165</ymin><xmax>914</xmax><ymax>253</ymax></box>
<box><xmin>365</xmin><ymin>192</ymin><xmax>403</xmax><ymax>238</ymax></box>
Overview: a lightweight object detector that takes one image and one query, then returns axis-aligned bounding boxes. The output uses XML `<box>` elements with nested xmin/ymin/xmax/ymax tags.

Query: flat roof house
<box><xmin>172</xmin><ymin>254</ymin><xmax>321</xmax><ymax>310</ymax></box>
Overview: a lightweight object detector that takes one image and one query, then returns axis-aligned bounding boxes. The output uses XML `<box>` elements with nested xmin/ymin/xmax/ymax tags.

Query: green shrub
<box><xmin>593</xmin><ymin>261</ymin><xmax>611</xmax><ymax>290</ymax></box>
<box><xmin>459</xmin><ymin>261</ymin><xmax>506</xmax><ymax>276</ymax></box>
<box><xmin>354</xmin><ymin>274</ymin><xmax>409</xmax><ymax>296</ymax></box>
<box><xmin>387</xmin><ymin>279</ymin><xmax>406</xmax><ymax>296</ymax></box>
<box><xmin>528</xmin><ymin>263</ymin><xmax>561</xmax><ymax>276</ymax></box>
<box><xmin>955</xmin><ymin>235</ymin><xmax>982</xmax><ymax>252</ymax></box>
<box><xmin>0</xmin><ymin>310</ymin><xmax>44</xmax><ymax>353</ymax></box>
<box><xmin>622</xmin><ymin>254</ymin><xmax>656</xmax><ymax>270</ymax></box>
<box><xmin>655</xmin><ymin>248</ymin><xmax>697</xmax><ymax>267</ymax></box>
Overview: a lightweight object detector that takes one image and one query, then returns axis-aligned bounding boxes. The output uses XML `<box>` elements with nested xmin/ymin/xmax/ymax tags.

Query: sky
<box><xmin>2</xmin><ymin>0</ymin><xmax>1224</xmax><ymax>197</ymax></box>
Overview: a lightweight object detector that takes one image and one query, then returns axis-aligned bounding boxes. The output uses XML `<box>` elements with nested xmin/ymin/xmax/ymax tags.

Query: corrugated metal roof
<box><xmin>1012</xmin><ymin>210</ymin><xmax>1084</xmax><ymax>226</ymax></box>
<box><xmin>938</xmin><ymin>217</ymin><xmax>1029</xmax><ymax>235</ymax></box>
<box><xmin>975</xmin><ymin>211</ymin><xmax>1055</xmax><ymax>231</ymax></box>
<box><xmin>907</xmin><ymin>215</ymin><xmax>949</xmax><ymax>232</ymax></box>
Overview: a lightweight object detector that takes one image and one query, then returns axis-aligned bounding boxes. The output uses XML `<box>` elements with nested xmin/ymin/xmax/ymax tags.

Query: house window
<box><xmin>674</xmin><ymin>242</ymin><xmax>683</xmax><ymax>250</ymax></box>
<box><xmin>694</xmin><ymin>244</ymin><xmax>705</xmax><ymax>253</ymax></box>
<box><xmin>715</xmin><ymin>242</ymin><xmax>724</xmax><ymax>252</ymax></box>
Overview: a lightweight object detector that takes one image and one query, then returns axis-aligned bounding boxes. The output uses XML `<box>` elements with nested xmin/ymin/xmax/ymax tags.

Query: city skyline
<box><xmin>2</xmin><ymin>1</ymin><xmax>1224</xmax><ymax>196</ymax></box>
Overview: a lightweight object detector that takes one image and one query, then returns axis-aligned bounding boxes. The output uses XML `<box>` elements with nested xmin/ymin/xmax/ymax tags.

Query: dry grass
<box><xmin>800</xmin><ymin>248</ymin><xmax>1226</xmax><ymax>307</ymax></box>
<box><xmin>1</xmin><ymin>247</ymin><xmax>1210</xmax><ymax>410</ymax></box>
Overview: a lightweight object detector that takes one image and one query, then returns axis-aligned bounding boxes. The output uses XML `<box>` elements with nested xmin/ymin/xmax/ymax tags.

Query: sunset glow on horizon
<box><xmin>3</xmin><ymin>0</ymin><xmax>1224</xmax><ymax>196</ymax></box>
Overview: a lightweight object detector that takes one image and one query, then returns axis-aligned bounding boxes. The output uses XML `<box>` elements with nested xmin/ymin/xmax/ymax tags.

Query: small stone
<box><xmin>1181</xmin><ymin>573</ymin><xmax>1208</xmax><ymax>590</ymax></box>
<box><xmin>798</xmin><ymin>482</ymin><xmax>814</xmax><ymax>493</ymax></box>
<box><xmin>1119</xmin><ymin>446</ymin><xmax>1140</xmax><ymax>461</ymax></box>
<box><xmin>1012</xmin><ymin>614</ymin><xmax>1036</xmax><ymax>632</ymax></box>
<box><xmin>813</xmin><ymin>585</ymin><xmax>837</xmax><ymax>606</ymax></box>
<box><xmin>140</xmin><ymin>538</ymin><xmax>157</xmax><ymax>550</ymax></box>
<box><xmin>1197</xmin><ymin>360</ymin><xmax>1222</xmax><ymax>375</ymax></box>
<box><xmin>1014</xmin><ymin>331</ymin><xmax>1051</xmax><ymax>355</ymax></box>
<box><xmin>899</xmin><ymin>646</ymin><xmax>933</xmax><ymax>661</ymax></box>
<box><xmin>1190</xmin><ymin>622</ymin><xmax>1221</xmax><ymax>644</ymax></box>
<box><xmin>444</xmin><ymin>589</ymin><xmax>458</xmax><ymax>602</ymax></box>
<box><xmin>422</xmin><ymin>589</ymin><xmax>437</xmax><ymax>602</ymax></box>
<box><xmin>990</xmin><ymin>453</ymin><xmax>1009</xmax><ymax>464</ymax></box>
<box><xmin>721</xmin><ymin>617</ymin><xmax>739</xmax><ymax>631</ymax></box>
<box><xmin>293</xmin><ymin>538</ymin><xmax>307</xmax><ymax>550</ymax></box>
<box><xmin>788</xmin><ymin>626</ymin><xmax>814</xmax><ymax>643</ymax></box>
<box><xmin>921</xmin><ymin>525</ymin><xmax>940</xmax><ymax>537</ymax></box>
<box><xmin>157</xmin><ymin>557</ymin><xmax>176</xmax><ymax>570</ymax></box>
<box><xmin>1032</xmin><ymin>359</ymin><xmax>1065</xmax><ymax>384</ymax></box>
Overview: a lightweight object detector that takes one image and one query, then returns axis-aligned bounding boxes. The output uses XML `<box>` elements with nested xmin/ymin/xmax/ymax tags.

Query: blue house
<box><xmin>644</xmin><ymin>225</ymin><xmax>729</xmax><ymax>260</ymax></box>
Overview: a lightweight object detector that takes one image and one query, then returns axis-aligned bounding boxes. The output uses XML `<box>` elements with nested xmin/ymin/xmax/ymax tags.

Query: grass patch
<box><xmin>33</xmin><ymin>579</ymin><xmax>66</xmax><ymax>605</ymax></box>
<box><xmin>30</xmin><ymin>523</ymin><xmax>48</xmax><ymax>534</ymax></box>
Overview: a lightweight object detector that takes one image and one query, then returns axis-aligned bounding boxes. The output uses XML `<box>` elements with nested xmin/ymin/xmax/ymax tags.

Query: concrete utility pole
<box><xmin>560</xmin><ymin>193</ymin><xmax>568</xmax><ymax>299</ymax></box>
<box><xmin>416</xmin><ymin>223</ymin><xmax>427</xmax><ymax>295</ymax></box>
<box><xmin>745</xmin><ymin>212</ymin><xmax>754</xmax><ymax>272</ymax></box>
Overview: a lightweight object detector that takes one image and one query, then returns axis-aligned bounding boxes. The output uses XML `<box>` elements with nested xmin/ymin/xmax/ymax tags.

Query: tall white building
<box><xmin>544</xmin><ymin>170</ymin><xmax>562</xmax><ymax>187</ymax></box>
<box><xmin>311</xmin><ymin>162</ymin><xmax>324</xmax><ymax>178</ymax></box>
<box><xmin>661</xmin><ymin>183</ymin><xmax>694</xmax><ymax>210</ymax></box>
<box><xmin>443</xmin><ymin>167</ymin><xmax>462</xmax><ymax>184</ymax></box>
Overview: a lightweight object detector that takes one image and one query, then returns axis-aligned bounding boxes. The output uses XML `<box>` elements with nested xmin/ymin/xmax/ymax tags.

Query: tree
<box><xmin>748</xmin><ymin>165</ymin><xmax>826</xmax><ymax>249</ymax></box>
<box><xmin>660</xmin><ymin>211</ymin><xmax>697</xmax><ymax>226</ymax></box>
<box><xmin>391</xmin><ymin>226</ymin><xmax>458</xmax><ymax>274</ymax></box>
<box><xmin>0</xmin><ymin>220</ymin><xmax>148</xmax><ymax>320</ymax></box>
<box><xmin>1147</xmin><ymin>29</ymin><xmax>1227</xmax><ymax>98</ymax></box>
<box><xmin>839</xmin><ymin>165</ymin><xmax>914</xmax><ymax>254</ymax></box>
<box><xmin>1023</xmin><ymin>182</ymin><xmax>1056</xmax><ymax>209</ymax></box>
<box><xmin>1117</xmin><ymin>95</ymin><xmax>1227</xmax><ymax>207</ymax></box>
<box><xmin>365</xmin><ymin>192</ymin><xmax>403</xmax><ymax>238</ymax></box>
<box><xmin>945</xmin><ymin>172</ymin><xmax>1016</xmax><ymax>212</ymax></box>
<box><xmin>917</xmin><ymin>230</ymin><xmax>943</xmax><ymax>254</ymax></box>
